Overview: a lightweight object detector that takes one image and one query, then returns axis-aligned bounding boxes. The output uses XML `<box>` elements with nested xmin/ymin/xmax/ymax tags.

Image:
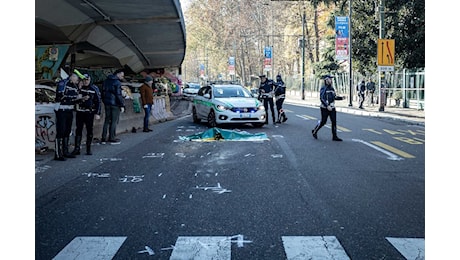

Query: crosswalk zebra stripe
<box><xmin>386</xmin><ymin>237</ymin><xmax>425</xmax><ymax>260</ymax></box>
<box><xmin>169</xmin><ymin>236</ymin><xmax>231</xmax><ymax>260</ymax></box>
<box><xmin>282</xmin><ymin>236</ymin><xmax>350</xmax><ymax>260</ymax></box>
<box><xmin>52</xmin><ymin>236</ymin><xmax>127</xmax><ymax>260</ymax></box>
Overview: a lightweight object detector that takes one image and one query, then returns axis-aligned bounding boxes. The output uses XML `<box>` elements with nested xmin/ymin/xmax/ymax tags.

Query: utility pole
<box><xmin>348</xmin><ymin>0</ymin><xmax>353</xmax><ymax>107</ymax></box>
<box><xmin>378</xmin><ymin>0</ymin><xmax>385</xmax><ymax>111</ymax></box>
<box><xmin>301</xmin><ymin>10</ymin><xmax>306</xmax><ymax>100</ymax></box>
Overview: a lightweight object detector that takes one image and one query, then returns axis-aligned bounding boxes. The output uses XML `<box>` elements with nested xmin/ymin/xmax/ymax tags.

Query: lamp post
<box><xmin>301</xmin><ymin>10</ymin><xmax>306</xmax><ymax>100</ymax></box>
<box><xmin>348</xmin><ymin>0</ymin><xmax>353</xmax><ymax>107</ymax></box>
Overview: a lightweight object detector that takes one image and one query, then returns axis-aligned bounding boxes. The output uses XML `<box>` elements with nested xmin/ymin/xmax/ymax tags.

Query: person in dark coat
<box><xmin>71</xmin><ymin>73</ymin><xmax>102</xmax><ymax>155</ymax></box>
<box><xmin>53</xmin><ymin>72</ymin><xmax>81</xmax><ymax>160</ymax></box>
<box><xmin>101</xmin><ymin>69</ymin><xmax>125</xmax><ymax>143</ymax></box>
<box><xmin>274</xmin><ymin>74</ymin><xmax>288</xmax><ymax>123</ymax></box>
<box><xmin>258</xmin><ymin>75</ymin><xmax>276</xmax><ymax>125</ymax></box>
<box><xmin>311</xmin><ymin>75</ymin><xmax>343</xmax><ymax>141</ymax></box>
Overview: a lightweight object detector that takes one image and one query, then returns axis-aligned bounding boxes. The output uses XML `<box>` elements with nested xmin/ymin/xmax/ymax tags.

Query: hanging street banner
<box><xmin>263</xmin><ymin>46</ymin><xmax>272</xmax><ymax>72</ymax></box>
<box><xmin>228</xmin><ymin>57</ymin><xmax>235</xmax><ymax>75</ymax></box>
<box><xmin>335</xmin><ymin>16</ymin><xmax>349</xmax><ymax>61</ymax></box>
<box><xmin>199</xmin><ymin>64</ymin><xmax>205</xmax><ymax>76</ymax></box>
<box><xmin>377</xmin><ymin>39</ymin><xmax>395</xmax><ymax>71</ymax></box>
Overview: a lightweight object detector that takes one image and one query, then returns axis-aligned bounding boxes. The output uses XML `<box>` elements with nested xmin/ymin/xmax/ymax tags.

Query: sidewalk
<box><xmin>285</xmin><ymin>92</ymin><xmax>425</xmax><ymax>125</ymax></box>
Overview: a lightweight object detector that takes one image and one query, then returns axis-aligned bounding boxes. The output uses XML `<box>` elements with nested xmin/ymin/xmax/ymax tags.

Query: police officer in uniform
<box><xmin>258</xmin><ymin>75</ymin><xmax>276</xmax><ymax>124</ymax></box>
<box><xmin>71</xmin><ymin>73</ymin><xmax>102</xmax><ymax>156</ymax></box>
<box><xmin>54</xmin><ymin>72</ymin><xmax>81</xmax><ymax>160</ymax></box>
<box><xmin>274</xmin><ymin>74</ymin><xmax>288</xmax><ymax>123</ymax></box>
<box><xmin>311</xmin><ymin>75</ymin><xmax>343</xmax><ymax>141</ymax></box>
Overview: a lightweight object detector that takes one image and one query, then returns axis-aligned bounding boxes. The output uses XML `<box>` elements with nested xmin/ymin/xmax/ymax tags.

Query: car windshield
<box><xmin>213</xmin><ymin>86</ymin><xmax>252</xmax><ymax>98</ymax></box>
<box><xmin>188</xmin><ymin>83</ymin><xmax>201</xmax><ymax>89</ymax></box>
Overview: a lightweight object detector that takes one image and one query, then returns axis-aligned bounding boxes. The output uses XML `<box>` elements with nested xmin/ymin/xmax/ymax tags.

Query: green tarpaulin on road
<box><xmin>180</xmin><ymin>127</ymin><xmax>269</xmax><ymax>142</ymax></box>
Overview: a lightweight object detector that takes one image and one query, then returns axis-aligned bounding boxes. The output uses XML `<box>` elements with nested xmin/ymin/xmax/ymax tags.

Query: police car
<box><xmin>192</xmin><ymin>82</ymin><xmax>266</xmax><ymax>128</ymax></box>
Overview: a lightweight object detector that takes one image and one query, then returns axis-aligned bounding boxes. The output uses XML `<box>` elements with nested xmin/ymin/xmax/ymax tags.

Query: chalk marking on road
<box><xmin>282</xmin><ymin>236</ymin><xmax>350</xmax><ymax>260</ymax></box>
<box><xmin>142</xmin><ymin>152</ymin><xmax>165</xmax><ymax>159</ymax></box>
<box><xmin>271</xmin><ymin>154</ymin><xmax>283</xmax><ymax>158</ymax></box>
<box><xmin>352</xmin><ymin>139</ymin><xmax>403</xmax><ymax>160</ymax></box>
<box><xmin>82</xmin><ymin>172</ymin><xmax>110</xmax><ymax>178</ymax></box>
<box><xmin>195</xmin><ymin>183</ymin><xmax>231</xmax><ymax>194</ymax></box>
<box><xmin>99</xmin><ymin>158</ymin><xmax>122</xmax><ymax>162</ymax></box>
<box><xmin>52</xmin><ymin>236</ymin><xmax>127</xmax><ymax>260</ymax></box>
<box><xmin>297</xmin><ymin>114</ymin><xmax>316</xmax><ymax>120</ymax></box>
<box><xmin>175</xmin><ymin>152</ymin><xmax>186</xmax><ymax>158</ymax></box>
<box><xmin>371</xmin><ymin>141</ymin><xmax>415</xmax><ymax>158</ymax></box>
<box><xmin>137</xmin><ymin>245</ymin><xmax>155</xmax><ymax>255</ymax></box>
<box><xmin>169</xmin><ymin>236</ymin><xmax>230</xmax><ymax>260</ymax></box>
<box><xmin>386</xmin><ymin>237</ymin><xmax>425</xmax><ymax>260</ymax></box>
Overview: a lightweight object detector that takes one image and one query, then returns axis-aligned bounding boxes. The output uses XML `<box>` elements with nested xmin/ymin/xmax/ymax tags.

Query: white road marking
<box><xmin>169</xmin><ymin>236</ymin><xmax>230</xmax><ymax>260</ymax></box>
<box><xmin>282</xmin><ymin>236</ymin><xmax>350</xmax><ymax>260</ymax></box>
<box><xmin>52</xmin><ymin>236</ymin><xmax>126</xmax><ymax>260</ymax></box>
<box><xmin>386</xmin><ymin>237</ymin><xmax>425</xmax><ymax>260</ymax></box>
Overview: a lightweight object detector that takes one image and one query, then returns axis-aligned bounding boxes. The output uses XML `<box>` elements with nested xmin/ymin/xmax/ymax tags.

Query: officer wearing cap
<box><xmin>311</xmin><ymin>75</ymin><xmax>343</xmax><ymax>141</ymax></box>
<box><xmin>71</xmin><ymin>73</ymin><xmax>102</xmax><ymax>155</ymax></box>
<box><xmin>258</xmin><ymin>74</ymin><xmax>276</xmax><ymax>124</ymax></box>
<box><xmin>54</xmin><ymin>71</ymin><xmax>81</xmax><ymax>160</ymax></box>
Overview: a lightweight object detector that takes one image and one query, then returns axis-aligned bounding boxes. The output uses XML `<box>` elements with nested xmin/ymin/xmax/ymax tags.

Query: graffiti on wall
<box><xmin>36</xmin><ymin>115</ymin><xmax>56</xmax><ymax>143</ymax></box>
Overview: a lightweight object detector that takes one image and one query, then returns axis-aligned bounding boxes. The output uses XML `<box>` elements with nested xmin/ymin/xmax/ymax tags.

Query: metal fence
<box><xmin>283</xmin><ymin>68</ymin><xmax>425</xmax><ymax>110</ymax></box>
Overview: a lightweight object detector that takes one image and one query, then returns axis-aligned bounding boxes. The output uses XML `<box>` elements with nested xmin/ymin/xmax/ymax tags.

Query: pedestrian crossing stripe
<box><xmin>52</xmin><ymin>236</ymin><xmax>127</xmax><ymax>260</ymax></box>
<box><xmin>386</xmin><ymin>237</ymin><xmax>425</xmax><ymax>260</ymax></box>
<box><xmin>282</xmin><ymin>236</ymin><xmax>350</xmax><ymax>259</ymax></box>
<box><xmin>52</xmin><ymin>235</ymin><xmax>424</xmax><ymax>259</ymax></box>
<box><xmin>170</xmin><ymin>236</ymin><xmax>230</xmax><ymax>260</ymax></box>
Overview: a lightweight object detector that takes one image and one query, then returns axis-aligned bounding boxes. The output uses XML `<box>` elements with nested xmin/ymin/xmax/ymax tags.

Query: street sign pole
<box><xmin>348</xmin><ymin>0</ymin><xmax>353</xmax><ymax>107</ymax></box>
<box><xmin>378</xmin><ymin>0</ymin><xmax>385</xmax><ymax>112</ymax></box>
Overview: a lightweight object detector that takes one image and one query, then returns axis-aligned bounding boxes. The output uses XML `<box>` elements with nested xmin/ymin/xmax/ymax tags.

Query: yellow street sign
<box><xmin>377</xmin><ymin>39</ymin><xmax>395</xmax><ymax>66</ymax></box>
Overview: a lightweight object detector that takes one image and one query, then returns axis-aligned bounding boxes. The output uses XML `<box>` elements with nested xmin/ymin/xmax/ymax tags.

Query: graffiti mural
<box><xmin>36</xmin><ymin>114</ymin><xmax>56</xmax><ymax>145</ymax></box>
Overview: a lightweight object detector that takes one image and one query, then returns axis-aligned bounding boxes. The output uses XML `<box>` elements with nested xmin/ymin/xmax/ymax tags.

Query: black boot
<box><xmin>63</xmin><ymin>137</ymin><xmax>76</xmax><ymax>158</ymax></box>
<box><xmin>86</xmin><ymin>135</ymin><xmax>93</xmax><ymax>155</ymax></box>
<box><xmin>282</xmin><ymin>112</ymin><xmax>288</xmax><ymax>122</ymax></box>
<box><xmin>54</xmin><ymin>138</ymin><xmax>66</xmax><ymax>161</ymax></box>
<box><xmin>71</xmin><ymin>136</ymin><xmax>82</xmax><ymax>156</ymax></box>
<box><xmin>332</xmin><ymin>125</ymin><xmax>343</xmax><ymax>141</ymax></box>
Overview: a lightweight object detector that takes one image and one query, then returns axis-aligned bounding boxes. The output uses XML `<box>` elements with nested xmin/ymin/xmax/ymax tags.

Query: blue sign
<box><xmin>264</xmin><ymin>47</ymin><xmax>272</xmax><ymax>59</ymax></box>
<box><xmin>335</xmin><ymin>16</ymin><xmax>349</xmax><ymax>38</ymax></box>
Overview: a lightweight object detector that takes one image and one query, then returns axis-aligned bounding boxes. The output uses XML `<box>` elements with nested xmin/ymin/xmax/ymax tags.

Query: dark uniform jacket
<box><xmin>76</xmin><ymin>84</ymin><xmax>102</xmax><ymax>115</ymax></box>
<box><xmin>319</xmin><ymin>85</ymin><xmax>337</xmax><ymax>108</ymax></box>
<box><xmin>55</xmin><ymin>79</ymin><xmax>79</xmax><ymax>110</ymax></box>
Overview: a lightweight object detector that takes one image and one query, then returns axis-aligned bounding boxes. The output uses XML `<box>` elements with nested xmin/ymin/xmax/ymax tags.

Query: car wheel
<box><xmin>192</xmin><ymin>107</ymin><xmax>201</xmax><ymax>123</ymax></box>
<box><xmin>252</xmin><ymin>122</ymin><xmax>264</xmax><ymax>128</ymax></box>
<box><xmin>207</xmin><ymin>110</ymin><xmax>217</xmax><ymax>127</ymax></box>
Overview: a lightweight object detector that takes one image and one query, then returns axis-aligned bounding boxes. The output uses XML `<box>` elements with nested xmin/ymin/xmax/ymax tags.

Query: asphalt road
<box><xmin>35</xmin><ymin>100</ymin><xmax>425</xmax><ymax>259</ymax></box>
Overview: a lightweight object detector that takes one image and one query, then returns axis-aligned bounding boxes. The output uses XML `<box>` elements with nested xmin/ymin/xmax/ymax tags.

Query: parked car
<box><xmin>35</xmin><ymin>84</ymin><xmax>57</xmax><ymax>114</ymax></box>
<box><xmin>182</xmin><ymin>82</ymin><xmax>201</xmax><ymax>100</ymax></box>
<box><xmin>192</xmin><ymin>83</ymin><xmax>266</xmax><ymax>128</ymax></box>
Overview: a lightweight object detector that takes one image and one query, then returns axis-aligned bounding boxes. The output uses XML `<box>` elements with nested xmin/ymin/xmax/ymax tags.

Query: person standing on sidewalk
<box><xmin>366</xmin><ymin>77</ymin><xmax>376</xmax><ymax>105</ymax></box>
<box><xmin>357</xmin><ymin>80</ymin><xmax>366</xmax><ymax>109</ymax></box>
<box><xmin>311</xmin><ymin>75</ymin><xmax>343</xmax><ymax>141</ymax></box>
<box><xmin>71</xmin><ymin>74</ymin><xmax>102</xmax><ymax>155</ymax></box>
<box><xmin>53</xmin><ymin>72</ymin><xmax>81</xmax><ymax>160</ymax></box>
<box><xmin>101</xmin><ymin>69</ymin><xmax>125</xmax><ymax>143</ymax></box>
<box><xmin>258</xmin><ymin>74</ymin><xmax>276</xmax><ymax>125</ymax></box>
<box><xmin>274</xmin><ymin>74</ymin><xmax>288</xmax><ymax>123</ymax></box>
<box><xmin>139</xmin><ymin>75</ymin><xmax>154</xmax><ymax>132</ymax></box>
